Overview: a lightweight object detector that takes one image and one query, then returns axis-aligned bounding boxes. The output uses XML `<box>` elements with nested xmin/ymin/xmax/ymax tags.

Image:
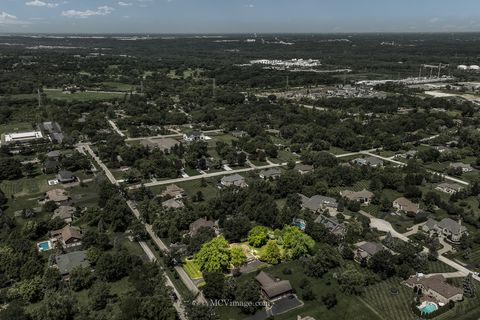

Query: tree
<box><xmin>247</xmin><ymin>226</ymin><xmax>269</xmax><ymax>248</ymax></box>
<box><xmin>203</xmin><ymin>272</ymin><xmax>225</xmax><ymax>299</ymax></box>
<box><xmin>321</xmin><ymin>292</ymin><xmax>337</xmax><ymax>309</ymax></box>
<box><xmin>260</xmin><ymin>240</ymin><xmax>282</xmax><ymax>264</ymax></box>
<box><xmin>0</xmin><ymin>301</ymin><xmax>29</xmax><ymax>320</ymax></box>
<box><xmin>282</xmin><ymin>225</ymin><xmax>315</xmax><ymax>259</ymax></box>
<box><xmin>236</xmin><ymin>281</ymin><xmax>261</xmax><ymax>314</ymax></box>
<box><xmin>185</xmin><ymin>300</ymin><xmax>219</xmax><ymax>320</ymax></box>
<box><xmin>69</xmin><ymin>266</ymin><xmax>94</xmax><ymax>291</ymax></box>
<box><xmin>0</xmin><ymin>187</ymin><xmax>7</xmax><ymax>206</ymax></box>
<box><xmin>368</xmin><ymin>250</ymin><xmax>397</xmax><ymax>279</ymax></box>
<box><xmin>230</xmin><ymin>246</ymin><xmax>247</xmax><ymax>268</ymax></box>
<box><xmin>338</xmin><ymin>268</ymin><xmax>367</xmax><ymax>295</ymax></box>
<box><xmin>463</xmin><ymin>273</ymin><xmax>476</xmax><ymax>298</ymax></box>
<box><xmin>33</xmin><ymin>291</ymin><xmax>77</xmax><ymax>320</ymax></box>
<box><xmin>195</xmin><ymin>236</ymin><xmax>231</xmax><ymax>273</ymax></box>
<box><xmin>89</xmin><ymin>282</ymin><xmax>111</xmax><ymax>311</ymax></box>
<box><xmin>303</xmin><ymin>245</ymin><xmax>341</xmax><ymax>278</ymax></box>
<box><xmin>139</xmin><ymin>293</ymin><xmax>177</xmax><ymax>320</ymax></box>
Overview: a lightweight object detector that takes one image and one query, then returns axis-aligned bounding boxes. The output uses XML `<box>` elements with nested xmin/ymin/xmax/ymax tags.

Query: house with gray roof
<box><xmin>300</xmin><ymin>194</ymin><xmax>338</xmax><ymax>214</ymax></box>
<box><xmin>259</xmin><ymin>168</ymin><xmax>282</xmax><ymax>180</ymax></box>
<box><xmin>55</xmin><ymin>250</ymin><xmax>90</xmax><ymax>277</ymax></box>
<box><xmin>354</xmin><ymin>242</ymin><xmax>385</xmax><ymax>263</ymax></box>
<box><xmin>57</xmin><ymin>170</ymin><xmax>76</xmax><ymax>184</ymax></box>
<box><xmin>189</xmin><ymin>218</ymin><xmax>215</xmax><ymax>236</ymax></box>
<box><xmin>450</xmin><ymin>162</ymin><xmax>474</xmax><ymax>173</ymax></box>
<box><xmin>352</xmin><ymin>156</ymin><xmax>383</xmax><ymax>168</ymax></box>
<box><xmin>294</xmin><ymin>163</ymin><xmax>314</xmax><ymax>175</ymax></box>
<box><xmin>314</xmin><ymin>214</ymin><xmax>346</xmax><ymax>237</ymax></box>
<box><xmin>340</xmin><ymin>189</ymin><xmax>374</xmax><ymax>205</ymax></box>
<box><xmin>52</xmin><ymin>205</ymin><xmax>76</xmax><ymax>223</ymax></box>
<box><xmin>220</xmin><ymin>174</ymin><xmax>248</xmax><ymax>188</ymax></box>
<box><xmin>422</xmin><ymin>218</ymin><xmax>467</xmax><ymax>243</ymax></box>
<box><xmin>435</xmin><ymin>182</ymin><xmax>464</xmax><ymax>195</ymax></box>
<box><xmin>162</xmin><ymin>198</ymin><xmax>185</xmax><ymax>210</ymax></box>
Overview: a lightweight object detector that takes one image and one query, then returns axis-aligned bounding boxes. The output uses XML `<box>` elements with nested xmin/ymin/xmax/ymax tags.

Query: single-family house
<box><xmin>141</xmin><ymin>138</ymin><xmax>181</xmax><ymax>152</ymax></box>
<box><xmin>255</xmin><ymin>271</ymin><xmax>293</xmax><ymax>300</ymax></box>
<box><xmin>46</xmin><ymin>150</ymin><xmax>62</xmax><ymax>160</ymax></box>
<box><xmin>220</xmin><ymin>174</ymin><xmax>248</xmax><ymax>188</ymax></box>
<box><xmin>404</xmin><ymin>274</ymin><xmax>463</xmax><ymax>304</ymax></box>
<box><xmin>422</xmin><ymin>218</ymin><xmax>467</xmax><ymax>243</ymax></box>
<box><xmin>183</xmin><ymin>131</ymin><xmax>205</xmax><ymax>142</ymax></box>
<box><xmin>45</xmin><ymin>189</ymin><xmax>69</xmax><ymax>203</ymax></box>
<box><xmin>55</xmin><ymin>251</ymin><xmax>90</xmax><ymax>277</ymax></box>
<box><xmin>259</xmin><ymin>168</ymin><xmax>282</xmax><ymax>180</ymax></box>
<box><xmin>450</xmin><ymin>162</ymin><xmax>474</xmax><ymax>173</ymax></box>
<box><xmin>300</xmin><ymin>194</ymin><xmax>338</xmax><ymax>214</ymax></box>
<box><xmin>189</xmin><ymin>218</ymin><xmax>215</xmax><ymax>236</ymax></box>
<box><xmin>57</xmin><ymin>170</ymin><xmax>76</xmax><ymax>184</ymax></box>
<box><xmin>340</xmin><ymin>189</ymin><xmax>374</xmax><ymax>205</ymax></box>
<box><xmin>52</xmin><ymin>205</ymin><xmax>76</xmax><ymax>223</ymax></box>
<box><xmin>294</xmin><ymin>164</ymin><xmax>314</xmax><ymax>175</ymax></box>
<box><xmin>162</xmin><ymin>198</ymin><xmax>185</xmax><ymax>209</ymax></box>
<box><xmin>435</xmin><ymin>182</ymin><xmax>464</xmax><ymax>195</ymax></box>
<box><xmin>50</xmin><ymin>225</ymin><xmax>82</xmax><ymax>250</ymax></box>
<box><xmin>161</xmin><ymin>184</ymin><xmax>186</xmax><ymax>199</ymax></box>
<box><xmin>393</xmin><ymin>197</ymin><xmax>420</xmax><ymax>215</ymax></box>
<box><xmin>354</xmin><ymin>242</ymin><xmax>385</xmax><ymax>263</ymax></box>
<box><xmin>314</xmin><ymin>214</ymin><xmax>346</xmax><ymax>237</ymax></box>
<box><xmin>352</xmin><ymin>156</ymin><xmax>384</xmax><ymax>167</ymax></box>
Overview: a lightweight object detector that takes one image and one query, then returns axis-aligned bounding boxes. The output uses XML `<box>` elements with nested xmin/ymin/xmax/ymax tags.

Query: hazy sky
<box><xmin>1</xmin><ymin>0</ymin><xmax>480</xmax><ymax>33</ymax></box>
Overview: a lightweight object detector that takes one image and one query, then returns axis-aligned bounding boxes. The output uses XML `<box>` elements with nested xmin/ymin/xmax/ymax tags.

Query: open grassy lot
<box><xmin>0</xmin><ymin>122</ymin><xmax>33</xmax><ymax>134</ymax></box>
<box><xmin>0</xmin><ymin>174</ymin><xmax>57</xmax><ymax>198</ymax></box>
<box><xmin>101</xmin><ymin>81</ymin><xmax>135</xmax><ymax>92</ymax></box>
<box><xmin>426</xmin><ymin>260</ymin><xmax>457</xmax><ymax>273</ymax></box>
<box><xmin>363</xmin><ymin>277</ymin><xmax>416</xmax><ymax>320</ymax></box>
<box><xmin>183</xmin><ymin>259</ymin><xmax>203</xmax><ymax>279</ymax></box>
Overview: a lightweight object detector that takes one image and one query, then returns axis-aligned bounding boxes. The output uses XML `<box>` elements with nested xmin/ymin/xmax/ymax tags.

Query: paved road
<box><xmin>359</xmin><ymin>210</ymin><xmax>479</xmax><ymax>281</ymax></box>
<box><xmin>78</xmin><ymin>143</ymin><xmax>118</xmax><ymax>186</ymax></box>
<box><xmin>128</xmin><ymin>162</ymin><xmax>287</xmax><ymax>190</ymax></box>
<box><xmin>107</xmin><ymin>118</ymin><xmax>126</xmax><ymax>137</ymax></box>
<box><xmin>125</xmin><ymin>129</ymin><xmax>224</xmax><ymax>142</ymax></box>
<box><xmin>361</xmin><ymin>151</ymin><xmax>470</xmax><ymax>186</ymax></box>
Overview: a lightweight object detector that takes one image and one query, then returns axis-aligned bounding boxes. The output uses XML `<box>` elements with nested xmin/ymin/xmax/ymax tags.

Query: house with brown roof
<box><xmin>161</xmin><ymin>184</ymin><xmax>186</xmax><ymax>199</ymax></box>
<box><xmin>189</xmin><ymin>218</ymin><xmax>215</xmax><ymax>236</ymax></box>
<box><xmin>404</xmin><ymin>274</ymin><xmax>463</xmax><ymax>304</ymax></box>
<box><xmin>340</xmin><ymin>189</ymin><xmax>374</xmax><ymax>205</ymax></box>
<box><xmin>45</xmin><ymin>189</ymin><xmax>69</xmax><ymax>203</ymax></box>
<box><xmin>162</xmin><ymin>198</ymin><xmax>185</xmax><ymax>210</ymax></box>
<box><xmin>393</xmin><ymin>197</ymin><xmax>420</xmax><ymax>215</ymax></box>
<box><xmin>255</xmin><ymin>271</ymin><xmax>293</xmax><ymax>300</ymax></box>
<box><xmin>52</xmin><ymin>205</ymin><xmax>76</xmax><ymax>223</ymax></box>
<box><xmin>50</xmin><ymin>225</ymin><xmax>82</xmax><ymax>251</ymax></box>
<box><xmin>294</xmin><ymin>164</ymin><xmax>314</xmax><ymax>175</ymax></box>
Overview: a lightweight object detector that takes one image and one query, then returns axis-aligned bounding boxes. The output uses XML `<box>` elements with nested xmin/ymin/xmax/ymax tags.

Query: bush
<box><xmin>282</xmin><ymin>268</ymin><xmax>292</xmax><ymax>275</ymax></box>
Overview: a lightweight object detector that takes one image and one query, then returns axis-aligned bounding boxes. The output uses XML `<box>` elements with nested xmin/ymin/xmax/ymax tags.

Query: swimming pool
<box><xmin>419</xmin><ymin>302</ymin><xmax>438</xmax><ymax>314</ymax></box>
<box><xmin>37</xmin><ymin>241</ymin><xmax>51</xmax><ymax>252</ymax></box>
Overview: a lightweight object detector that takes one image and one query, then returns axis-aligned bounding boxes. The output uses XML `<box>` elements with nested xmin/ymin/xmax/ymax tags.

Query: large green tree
<box><xmin>195</xmin><ymin>236</ymin><xmax>231</xmax><ymax>273</ymax></box>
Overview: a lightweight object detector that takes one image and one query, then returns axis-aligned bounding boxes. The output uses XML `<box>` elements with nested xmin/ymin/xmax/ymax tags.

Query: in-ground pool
<box><xmin>419</xmin><ymin>302</ymin><xmax>438</xmax><ymax>314</ymax></box>
<box><xmin>37</xmin><ymin>241</ymin><xmax>51</xmax><ymax>252</ymax></box>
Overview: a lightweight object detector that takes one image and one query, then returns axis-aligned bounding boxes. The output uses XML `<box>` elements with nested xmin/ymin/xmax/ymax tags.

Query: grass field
<box><xmin>183</xmin><ymin>259</ymin><xmax>203</xmax><ymax>279</ymax></box>
<box><xmin>427</xmin><ymin>260</ymin><xmax>457</xmax><ymax>273</ymax></box>
<box><xmin>0</xmin><ymin>174</ymin><xmax>57</xmax><ymax>198</ymax></box>
<box><xmin>0</xmin><ymin>122</ymin><xmax>33</xmax><ymax>135</ymax></box>
<box><xmin>363</xmin><ymin>277</ymin><xmax>416</xmax><ymax>320</ymax></box>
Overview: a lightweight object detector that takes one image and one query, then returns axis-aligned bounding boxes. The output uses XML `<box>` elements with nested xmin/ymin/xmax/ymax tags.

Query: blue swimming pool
<box><xmin>37</xmin><ymin>241</ymin><xmax>51</xmax><ymax>252</ymax></box>
<box><xmin>419</xmin><ymin>302</ymin><xmax>438</xmax><ymax>314</ymax></box>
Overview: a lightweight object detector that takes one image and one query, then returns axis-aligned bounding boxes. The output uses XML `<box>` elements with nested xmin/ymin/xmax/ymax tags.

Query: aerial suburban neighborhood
<box><xmin>1</xmin><ymin>2</ymin><xmax>480</xmax><ymax>320</ymax></box>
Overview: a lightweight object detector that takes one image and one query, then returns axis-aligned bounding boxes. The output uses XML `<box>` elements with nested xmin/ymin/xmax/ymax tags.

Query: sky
<box><xmin>1</xmin><ymin>0</ymin><xmax>480</xmax><ymax>34</ymax></box>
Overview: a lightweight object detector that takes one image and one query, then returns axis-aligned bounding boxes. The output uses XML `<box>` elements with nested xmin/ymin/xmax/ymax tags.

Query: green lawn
<box><xmin>0</xmin><ymin>174</ymin><xmax>57</xmax><ymax>198</ymax></box>
<box><xmin>0</xmin><ymin>122</ymin><xmax>33</xmax><ymax>135</ymax></box>
<box><xmin>183</xmin><ymin>259</ymin><xmax>203</xmax><ymax>279</ymax></box>
<box><xmin>363</xmin><ymin>277</ymin><xmax>416</xmax><ymax>320</ymax></box>
<box><xmin>427</xmin><ymin>260</ymin><xmax>457</xmax><ymax>273</ymax></box>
